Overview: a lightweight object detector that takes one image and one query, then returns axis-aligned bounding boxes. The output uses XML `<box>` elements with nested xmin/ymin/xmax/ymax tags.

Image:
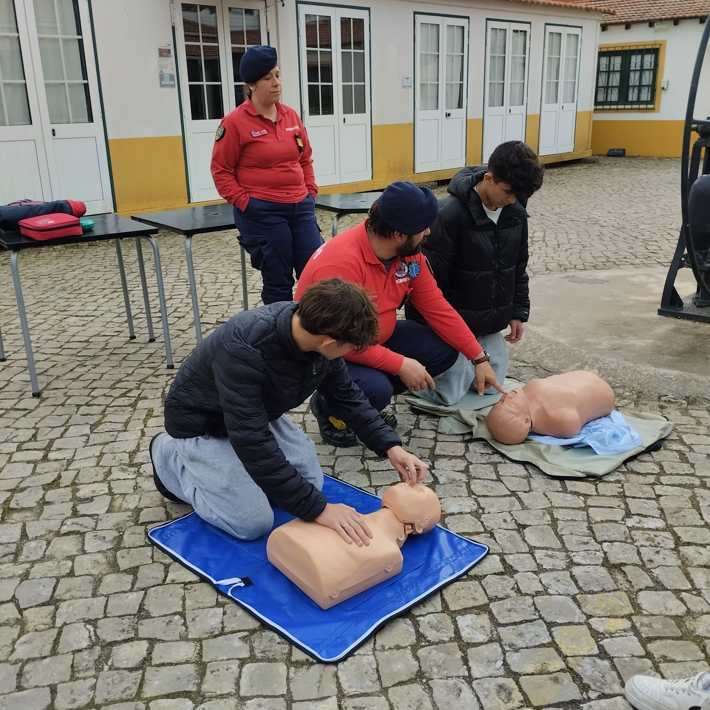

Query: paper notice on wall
<box><xmin>158</xmin><ymin>45</ymin><xmax>176</xmax><ymax>88</ymax></box>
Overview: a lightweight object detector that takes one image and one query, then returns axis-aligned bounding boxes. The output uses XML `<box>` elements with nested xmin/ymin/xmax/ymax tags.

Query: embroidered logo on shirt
<box><xmin>250</xmin><ymin>128</ymin><xmax>268</xmax><ymax>138</ymax></box>
<box><xmin>408</xmin><ymin>262</ymin><xmax>420</xmax><ymax>278</ymax></box>
<box><xmin>285</xmin><ymin>126</ymin><xmax>299</xmax><ymax>132</ymax></box>
<box><xmin>394</xmin><ymin>260</ymin><xmax>411</xmax><ymax>284</ymax></box>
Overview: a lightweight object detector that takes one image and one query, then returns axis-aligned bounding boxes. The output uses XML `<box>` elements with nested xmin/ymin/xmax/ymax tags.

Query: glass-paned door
<box><xmin>0</xmin><ymin>0</ymin><xmax>31</xmax><ymax>126</ymax></box>
<box><xmin>483</xmin><ymin>20</ymin><xmax>529</xmax><ymax>163</ymax></box>
<box><xmin>175</xmin><ymin>0</ymin><xmax>266</xmax><ymax>202</ymax></box>
<box><xmin>298</xmin><ymin>4</ymin><xmax>371</xmax><ymax>186</ymax></box>
<box><xmin>540</xmin><ymin>25</ymin><xmax>581</xmax><ymax>156</ymax></box>
<box><xmin>414</xmin><ymin>14</ymin><xmax>468</xmax><ymax>173</ymax></box>
<box><xmin>0</xmin><ymin>0</ymin><xmax>51</xmax><ymax>203</ymax></box>
<box><xmin>0</xmin><ymin>0</ymin><xmax>111</xmax><ymax>212</ymax></box>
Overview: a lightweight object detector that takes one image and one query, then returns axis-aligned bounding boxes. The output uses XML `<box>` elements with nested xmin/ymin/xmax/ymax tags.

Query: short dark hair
<box><xmin>487</xmin><ymin>141</ymin><xmax>544</xmax><ymax>201</ymax></box>
<box><xmin>365</xmin><ymin>202</ymin><xmax>398</xmax><ymax>239</ymax></box>
<box><xmin>296</xmin><ymin>279</ymin><xmax>379</xmax><ymax>350</ymax></box>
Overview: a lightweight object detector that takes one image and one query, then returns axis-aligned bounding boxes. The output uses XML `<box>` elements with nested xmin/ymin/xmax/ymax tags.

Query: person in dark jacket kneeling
<box><xmin>150</xmin><ymin>279</ymin><xmax>428</xmax><ymax>543</ymax></box>
<box><xmin>407</xmin><ymin>141</ymin><xmax>543</xmax><ymax>389</ymax></box>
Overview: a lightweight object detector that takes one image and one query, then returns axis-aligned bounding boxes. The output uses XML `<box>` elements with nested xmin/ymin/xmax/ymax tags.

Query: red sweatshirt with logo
<box><xmin>211</xmin><ymin>99</ymin><xmax>317</xmax><ymax>212</ymax></box>
<box><xmin>295</xmin><ymin>223</ymin><xmax>484</xmax><ymax>374</ymax></box>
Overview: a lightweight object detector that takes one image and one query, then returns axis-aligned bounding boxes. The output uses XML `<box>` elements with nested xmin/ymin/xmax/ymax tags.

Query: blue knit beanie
<box><xmin>240</xmin><ymin>45</ymin><xmax>277</xmax><ymax>83</ymax></box>
<box><xmin>376</xmin><ymin>181</ymin><xmax>439</xmax><ymax>235</ymax></box>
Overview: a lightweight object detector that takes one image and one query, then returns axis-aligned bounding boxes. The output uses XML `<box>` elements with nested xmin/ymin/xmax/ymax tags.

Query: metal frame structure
<box><xmin>658</xmin><ymin>15</ymin><xmax>710</xmax><ymax>323</ymax></box>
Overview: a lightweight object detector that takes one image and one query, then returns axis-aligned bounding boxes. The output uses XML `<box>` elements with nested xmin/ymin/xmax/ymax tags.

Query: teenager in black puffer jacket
<box><xmin>406</xmin><ymin>141</ymin><xmax>543</xmax><ymax>388</ymax></box>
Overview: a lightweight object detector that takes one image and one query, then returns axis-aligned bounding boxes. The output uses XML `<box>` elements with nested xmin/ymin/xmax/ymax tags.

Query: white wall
<box><xmin>276</xmin><ymin>0</ymin><xmax>603</xmax><ymax>127</ymax></box>
<box><xmin>594</xmin><ymin>18</ymin><xmax>710</xmax><ymax>122</ymax></box>
<box><xmin>92</xmin><ymin>0</ymin><xmax>182</xmax><ymax>138</ymax></box>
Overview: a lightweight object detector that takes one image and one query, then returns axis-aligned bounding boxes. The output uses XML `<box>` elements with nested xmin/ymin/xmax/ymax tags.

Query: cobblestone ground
<box><xmin>1</xmin><ymin>157</ymin><xmax>708</xmax><ymax>709</ymax></box>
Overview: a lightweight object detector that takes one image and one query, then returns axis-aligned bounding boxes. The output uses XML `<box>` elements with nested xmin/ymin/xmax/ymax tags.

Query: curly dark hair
<box><xmin>364</xmin><ymin>202</ymin><xmax>398</xmax><ymax>239</ymax></box>
<box><xmin>296</xmin><ymin>279</ymin><xmax>379</xmax><ymax>350</ymax></box>
<box><xmin>487</xmin><ymin>141</ymin><xmax>544</xmax><ymax>201</ymax></box>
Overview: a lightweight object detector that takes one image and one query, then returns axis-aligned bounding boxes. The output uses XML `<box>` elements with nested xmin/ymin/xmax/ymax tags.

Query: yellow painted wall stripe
<box><xmin>591</xmin><ymin>119</ymin><xmax>684</xmax><ymax>157</ymax></box>
<box><xmin>109</xmin><ymin>136</ymin><xmax>188</xmax><ymax>214</ymax></box>
<box><xmin>109</xmin><ymin>113</ymin><xmax>595</xmax><ymax>212</ymax></box>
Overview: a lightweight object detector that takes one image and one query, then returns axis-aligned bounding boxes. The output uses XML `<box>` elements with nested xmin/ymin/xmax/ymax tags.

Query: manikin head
<box><xmin>486</xmin><ymin>389</ymin><xmax>533</xmax><ymax>445</ymax></box>
<box><xmin>381</xmin><ymin>483</ymin><xmax>441</xmax><ymax>534</ymax></box>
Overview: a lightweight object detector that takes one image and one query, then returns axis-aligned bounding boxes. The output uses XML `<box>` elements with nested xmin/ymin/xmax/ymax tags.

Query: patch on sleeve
<box><xmin>215</xmin><ymin>123</ymin><xmax>226</xmax><ymax>142</ymax></box>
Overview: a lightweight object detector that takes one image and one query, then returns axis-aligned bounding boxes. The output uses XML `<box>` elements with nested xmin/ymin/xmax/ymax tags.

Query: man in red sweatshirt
<box><xmin>295</xmin><ymin>181</ymin><xmax>502</xmax><ymax>447</ymax></box>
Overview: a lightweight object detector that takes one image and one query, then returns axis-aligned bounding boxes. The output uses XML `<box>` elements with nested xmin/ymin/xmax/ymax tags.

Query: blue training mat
<box><xmin>148</xmin><ymin>475</ymin><xmax>488</xmax><ymax>662</ymax></box>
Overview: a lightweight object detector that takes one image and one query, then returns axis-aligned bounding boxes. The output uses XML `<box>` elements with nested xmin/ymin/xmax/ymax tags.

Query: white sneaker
<box><xmin>625</xmin><ymin>672</ymin><xmax>710</xmax><ymax>710</ymax></box>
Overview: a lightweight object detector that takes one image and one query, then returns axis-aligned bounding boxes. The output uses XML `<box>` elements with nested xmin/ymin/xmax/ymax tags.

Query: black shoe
<box><xmin>381</xmin><ymin>409</ymin><xmax>398</xmax><ymax>429</ymax></box>
<box><xmin>149</xmin><ymin>433</ymin><xmax>187</xmax><ymax>504</ymax></box>
<box><xmin>310</xmin><ymin>394</ymin><xmax>358</xmax><ymax>447</ymax></box>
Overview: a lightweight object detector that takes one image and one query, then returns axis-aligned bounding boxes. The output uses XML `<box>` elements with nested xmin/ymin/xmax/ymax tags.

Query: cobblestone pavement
<box><xmin>1</xmin><ymin>157</ymin><xmax>709</xmax><ymax>709</ymax></box>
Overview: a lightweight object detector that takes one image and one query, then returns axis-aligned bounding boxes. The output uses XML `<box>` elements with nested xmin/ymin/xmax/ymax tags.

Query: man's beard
<box><xmin>396</xmin><ymin>235</ymin><xmax>423</xmax><ymax>257</ymax></box>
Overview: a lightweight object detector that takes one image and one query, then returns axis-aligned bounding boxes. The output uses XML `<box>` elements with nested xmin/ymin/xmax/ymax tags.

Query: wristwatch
<box><xmin>472</xmin><ymin>349</ymin><xmax>490</xmax><ymax>365</ymax></box>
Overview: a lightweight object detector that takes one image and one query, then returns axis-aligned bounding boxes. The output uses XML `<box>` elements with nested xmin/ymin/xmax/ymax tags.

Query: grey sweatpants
<box><xmin>152</xmin><ymin>415</ymin><xmax>323</xmax><ymax>540</ymax></box>
<box><xmin>418</xmin><ymin>331</ymin><xmax>510</xmax><ymax>406</ymax></box>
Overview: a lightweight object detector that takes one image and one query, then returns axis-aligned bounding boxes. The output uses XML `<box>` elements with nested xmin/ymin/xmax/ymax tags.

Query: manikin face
<box><xmin>382</xmin><ymin>483</ymin><xmax>441</xmax><ymax>534</ymax></box>
<box><xmin>478</xmin><ymin>172</ymin><xmax>517</xmax><ymax>210</ymax></box>
<box><xmin>249</xmin><ymin>67</ymin><xmax>282</xmax><ymax>105</ymax></box>
<box><xmin>395</xmin><ymin>227</ymin><xmax>430</xmax><ymax>257</ymax></box>
<box><xmin>486</xmin><ymin>389</ymin><xmax>532</xmax><ymax>445</ymax></box>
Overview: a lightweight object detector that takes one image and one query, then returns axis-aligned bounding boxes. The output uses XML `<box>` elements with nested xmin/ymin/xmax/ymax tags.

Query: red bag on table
<box><xmin>18</xmin><ymin>212</ymin><xmax>83</xmax><ymax>241</ymax></box>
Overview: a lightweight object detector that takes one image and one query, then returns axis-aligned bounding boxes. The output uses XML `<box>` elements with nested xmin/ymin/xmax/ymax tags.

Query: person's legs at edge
<box><xmin>291</xmin><ymin>195</ymin><xmax>324</xmax><ymax>277</ymax></box>
<box><xmin>624</xmin><ymin>671</ymin><xmax>710</xmax><ymax>710</ymax></box>
<box><xmin>310</xmin><ymin>364</ymin><xmax>395</xmax><ymax>447</ymax></box>
<box><xmin>479</xmin><ymin>330</ymin><xmax>509</xmax><ymax>386</ymax></box>
<box><xmin>234</xmin><ymin>200</ymin><xmax>297</xmax><ymax>304</ymax></box>
<box><xmin>152</xmin><ymin>415</ymin><xmax>323</xmax><ymax>540</ymax></box>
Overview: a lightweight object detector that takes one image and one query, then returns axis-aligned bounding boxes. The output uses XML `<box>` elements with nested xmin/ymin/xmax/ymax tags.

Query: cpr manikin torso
<box><xmin>266</xmin><ymin>483</ymin><xmax>441</xmax><ymax>609</ymax></box>
<box><xmin>486</xmin><ymin>370</ymin><xmax>615</xmax><ymax>445</ymax></box>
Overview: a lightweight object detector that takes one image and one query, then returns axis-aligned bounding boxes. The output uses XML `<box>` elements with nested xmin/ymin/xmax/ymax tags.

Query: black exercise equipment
<box><xmin>658</xmin><ymin>15</ymin><xmax>710</xmax><ymax>323</ymax></box>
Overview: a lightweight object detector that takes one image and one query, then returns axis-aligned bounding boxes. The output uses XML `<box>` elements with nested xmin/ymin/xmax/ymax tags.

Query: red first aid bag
<box><xmin>18</xmin><ymin>213</ymin><xmax>83</xmax><ymax>241</ymax></box>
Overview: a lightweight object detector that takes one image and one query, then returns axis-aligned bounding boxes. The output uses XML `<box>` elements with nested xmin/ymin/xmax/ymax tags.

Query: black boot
<box><xmin>310</xmin><ymin>394</ymin><xmax>358</xmax><ymax>447</ymax></box>
<box><xmin>149</xmin><ymin>433</ymin><xmax>187</xmax><ymax>504</ymax></box>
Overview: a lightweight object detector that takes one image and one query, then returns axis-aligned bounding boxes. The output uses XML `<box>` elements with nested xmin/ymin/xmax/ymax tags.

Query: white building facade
<box><xmin>0</xmin><ymin>0</ymin><xmax>604</xmax><ymax>214</ymax></box>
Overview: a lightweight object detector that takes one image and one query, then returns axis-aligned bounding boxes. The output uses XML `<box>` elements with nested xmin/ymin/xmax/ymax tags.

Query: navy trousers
<box><xmin>346</xmin><ymin>320</ymin><xmax>459</xmax><ymax>412</ymax></box>
<box><xmin>234</xmin><ymin>195</ymin><xmax>323</xmax><ymax>304</ymax></box>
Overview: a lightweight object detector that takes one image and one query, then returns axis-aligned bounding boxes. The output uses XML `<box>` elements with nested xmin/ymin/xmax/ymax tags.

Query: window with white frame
<box><xmin>304</xmin><ymin>13</ymin><xmax>333</xmax><ymax>116</ymax></box>
<box><xmin>33</xmin><ymin>0</ymin><xmax>92</xmax><ymax>123</ymax></box>
<box><xmin>228</xmin><ymin>6</ymin><xmax>261</xmax><ymax>107</ymax></box>
<box><xmin>182</xmin><ymin>3</ymin><xmax>223</xmax><ymax>120</ymax></box>
<box><xmin>0</xmin><ymin>0</ymin><xmax>30</xmax><ymax>125</ymax></box>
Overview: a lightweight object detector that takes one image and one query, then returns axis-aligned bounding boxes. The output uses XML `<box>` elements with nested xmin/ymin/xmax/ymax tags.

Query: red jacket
<box><xmin>295</xmin><ymin>223</ymin><xmax>484</xmax><ymax>374</ymax></box>
<box><xmin>211</xmin><ymin>100</ymin><xmax>317</xmax><ymax>212</ymax></box>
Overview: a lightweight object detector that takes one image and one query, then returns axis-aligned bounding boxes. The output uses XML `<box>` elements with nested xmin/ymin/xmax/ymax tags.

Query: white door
<box><xmin>175</xmin><ymin>1</ymin><xmax>266</xmax><ymax>202</ymax></box>
<box><xmin>539</xmin><ymin>25</ymin><xmax>581</xmax><ymax>156</ymax></box>
<box><xmin>414</xmin><ymin>15</ymin><xmax>468</xmax><ymax>173</ymax></box>
<box><xmin>482</xmin><ymin>21</ymin><xmax>529</xmax><ymax>163</ymax></box>
<box><xmin>0</xmin><ymin>0</ymin><xmax>112</xmax><ymax>213</ymax></box>
<box><xmin>297</xmin><ymin>5</ymin><xmax>372</xmax><ymax>186</ymax></box>
<box><xmin>0</xmin><ymin>0</ymin><xmax>51</xmax><ymax>203</ymax></box>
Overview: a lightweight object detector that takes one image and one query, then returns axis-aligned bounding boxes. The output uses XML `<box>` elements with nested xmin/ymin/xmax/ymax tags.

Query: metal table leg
<box><xmin>331</xmin><ymin>213</ymin><xmax>339</xmax><ymax>237</ymax></box>
<box><xmin>184</xmin><ymin>236</ymin><xmax>202</xmax><ymax>343</ymax></box>
<box><xmin>0</xmin><ymin>326</ymin><xmax>5</xmax><ymax>362</ymax></box>
<box><xmin>114</xmin><ymin>240</ymin><xmax>136</xmax><ymax>340</ymax></box>
<box><xmin>143</xmin><ymin>236</ymin><xmax>174</xmax><ymax>369</ymax></box>
<box><xmin>9</xmin><ymin>252</ymin><xmax>40</xmax><ymax>396</ymax></box>
<box><xmin>240</xmin><ymin>245</ymin><xmax>249</xmax><ymax>310</ymax></box>
<box><xmin>135</xmin><ymin>239</ymin><xmax>155</xmax><ymax>342</ymax></box>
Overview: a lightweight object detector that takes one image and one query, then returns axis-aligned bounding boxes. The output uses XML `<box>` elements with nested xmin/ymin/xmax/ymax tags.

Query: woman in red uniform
<box><xmin>211</xmin><ymin>45</ymin><xmax>322</xmax><ymax>304</ymax></box>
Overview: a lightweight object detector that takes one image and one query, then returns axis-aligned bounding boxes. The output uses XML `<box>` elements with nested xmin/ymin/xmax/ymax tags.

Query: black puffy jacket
<box><xmin>408</xmin><ymin>167</ymin><xmax>530</xmax><ymax>337</ymax></box>
<box><xmin>164</xmin><ymin>302</ymin><xmax>400</xmax><ymax>521</ymax></box>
